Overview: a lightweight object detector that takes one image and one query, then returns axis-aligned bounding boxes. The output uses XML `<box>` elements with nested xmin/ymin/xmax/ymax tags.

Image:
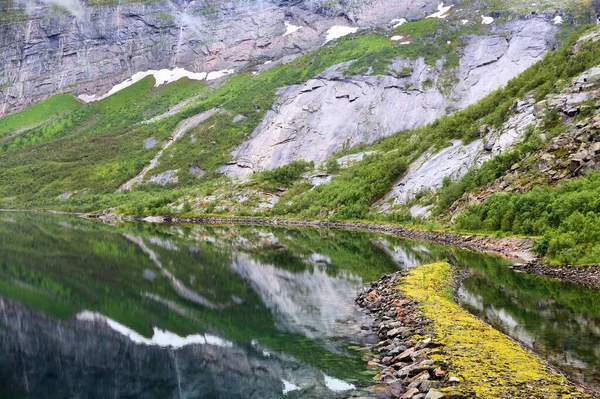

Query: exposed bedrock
<box><xmin>221</xmin><ymin>18</ymin><xmax>557</xmax><ymax>177</ymax></box>
<box><xmin>0</xmin><ymin>0</ymin><xmax>440</xmax><ymax>115</ymax></box>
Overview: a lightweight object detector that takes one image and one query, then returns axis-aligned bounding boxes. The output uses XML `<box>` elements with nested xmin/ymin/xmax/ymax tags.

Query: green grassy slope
<box><xmin>0</xmin><ymin>28</ymin><xmax>481</xmax><ymax>210</ymax></box>
<box><xmin>0</xmin><ymin>94</ymin><xmax>82</xmax><ymax>139</ymax></box>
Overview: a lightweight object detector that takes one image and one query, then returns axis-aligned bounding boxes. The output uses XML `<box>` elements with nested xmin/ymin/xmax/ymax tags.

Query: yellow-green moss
<box><xmin>400</xmin><ymin>262</ymin><xmax>587</xmax><ymax>399</ymax></box>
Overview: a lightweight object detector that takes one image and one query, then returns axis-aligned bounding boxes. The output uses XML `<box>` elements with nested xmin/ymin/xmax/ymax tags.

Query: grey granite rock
<box><xmin>222</xmin><ymin>18</ymin><xmax>558</xmax><ymax>177</ymax></box>
<box><xmin>0</xmin><ymin>0</ymin><xmax>440</xmax><ymax>115</ymax></box>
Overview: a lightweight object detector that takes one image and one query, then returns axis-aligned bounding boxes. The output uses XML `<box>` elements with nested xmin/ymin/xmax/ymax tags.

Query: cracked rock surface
<box><xmin>222</xmin><ymin>18</ymin><xmax>557</xmax><ymax>176</ymax></box>
<box><xmin>0</xmin><ymin>0</ymin><xmax>440</xmax><ymax>115</ymax></box>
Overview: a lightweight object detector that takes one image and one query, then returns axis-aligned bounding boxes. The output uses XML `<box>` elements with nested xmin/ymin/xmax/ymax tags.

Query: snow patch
<box><xmin>323</xmin><ymin>374</ymin><xmax>355</xmax><ymax>392</ymax></box>
<box><xmin>390</xmin><ymin>18</ymin><xmax>407</xmax><ymax>28</ymax></box>
<box><xmin>206</xmin><ymin>69</ymin><xmax>235</xmax><ymax>81</ymax></box>
<box><xmin>77</xmin><ymin>94</ymin><xmax>97</xmax><ymax>103</ymax></box>
<box><xmin>76</xmin><ymin>311</ymin><xmax>233</xmax><ymax>349</ymax></box>
<box><xmin>427</xmin><ymin>2</ymin><xmax>453</xmax><ymax>19</ymax></box>
<box><xmin>390</xmin><ymin>35</ymin><xmax>404</xmax><ymax>41</ymax></box>
<box><xmin>282</xmin><ymin>379</ymin><xmax>301</xmax><ymax>395</ymax></box>
<box><xmin>79</xmin><ymin>67</ymin><xmax>234</xmax><ymax>103</ymax></box>
<box><xmin>481</xmin><ymin>15</ymin><xmax>494</xmax><ymax>24</ymax></box>
<box><xmin>325</xmin><ymin>26</ymin><xmax>359</xmax><ymax>43</ymax></box>
<box><xmin>461</xmin><ymin>19</ymin><xmax>469</xmax><ymax>25</ymax></box>
<box><xmin>554</xmin><ymin>15</ymin><xmax>563</xmax><ymax>25</ymax></box>
<box><xmin>284</xmin><ymin>21</ymin><xmax>301</xmax><ymax>36</ymax></box>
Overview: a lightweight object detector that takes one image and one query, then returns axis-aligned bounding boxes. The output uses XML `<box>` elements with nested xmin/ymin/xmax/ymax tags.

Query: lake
<box><xmin>0</xmin><ymin>212</ymin><xmax>599</xmax><ymax>398</ymax></box>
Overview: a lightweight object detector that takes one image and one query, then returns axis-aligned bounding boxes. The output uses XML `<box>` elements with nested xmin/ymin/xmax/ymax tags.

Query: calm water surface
<box><xmin>0</xmin><ymin>213</ymin><xmax>599</xmax><ymax>398</ymax></box>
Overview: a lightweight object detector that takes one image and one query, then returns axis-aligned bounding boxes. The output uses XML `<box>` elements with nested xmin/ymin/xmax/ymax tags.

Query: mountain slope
<box><xmin>0</xmin><ymin>0</ymin><xmax>599</xmax><ymax>267</ymax></box>
<box><xmin>0</xmin><ymin>0</ymin><xmax>441</xmax><ymax>115</ymax></box>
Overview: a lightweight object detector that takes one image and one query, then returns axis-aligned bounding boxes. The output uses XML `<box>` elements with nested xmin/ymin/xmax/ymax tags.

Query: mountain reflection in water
<box><xmin>0</xmin><ymin>212</ymin><xmax>599</xmax><ymax>397</ymax></box>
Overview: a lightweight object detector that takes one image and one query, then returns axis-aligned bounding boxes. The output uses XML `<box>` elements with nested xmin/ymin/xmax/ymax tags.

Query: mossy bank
<box><xmin>357</xmin><ymin>262</ymin><xmax>592</xmax><ymax>398</ymax></box>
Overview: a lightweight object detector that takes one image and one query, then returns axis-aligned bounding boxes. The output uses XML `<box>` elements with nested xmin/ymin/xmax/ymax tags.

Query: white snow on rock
<box><xmin>284</xmin><ymin>21</ymin><xmax>301</xmax><ymax>36</ymax></box>
<box><xmin>481</xmin><ymin>15</ymin><xmax>494</xmax><ymax>24</ymax></box>
<box><xmin>323</xmin><ymin>374</ymin><xmax>355</xmax><ymax>392</ymax></box>
<box><xmin>77</xmin><ymin>94</ymin><xmax>97</xmax><ymax>103</ymax></box>
<box><xmin>282</xmin><ymin>379</ymin><xmax>301</xmax><ymax>395</ymax></box>
<box><xmin>427</xmin><ymin>2</ymin><xmax>453</xmax><ymax>19</ymax></box>
<box><xmin>554</xmin><ymin>15</ymin><xmax>563</xmax><ymax>25</ymax></box>
<box><xmin>390</xmin><ymin>18</ymin><xmax>407</xmax><ymax>28</ymax></box>
<box><xmin>461</xmin><ymin>19</ymin><xmax>469</xmax><ymax>25</ymax></box>
<box><xmin>76</xmin><ymin>311</ymin><xmax>233</xmax><ymax>348</ymax></box>
<box><xmin>207</xmin><ymin>69</ymin><xmax>235</xmax><ymax>81</ymax></box>
<box><xmin>79</xmin><ymin>67</ymin><xmax>234</xmax><ymax>103</ymax></box>
<box><xmin>325</xmin><ymin>26</ymin><xmax>359</xmax><ymax>43</ymax></box>
<box><xmin>391</xmin><ymin>35</ymin><xmax>404</xmax><ymax>41</ymax></box>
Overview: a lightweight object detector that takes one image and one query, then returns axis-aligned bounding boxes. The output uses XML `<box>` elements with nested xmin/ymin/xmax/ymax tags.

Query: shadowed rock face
<box><xmin>220</xmin><ymin>18</ymin><xmax>558</xmax><ymax>176</ymax></box>
<box><xmin>0</xmin><ymin>0</ymin><xmax>439</xmax><ymax>115</ymax></box>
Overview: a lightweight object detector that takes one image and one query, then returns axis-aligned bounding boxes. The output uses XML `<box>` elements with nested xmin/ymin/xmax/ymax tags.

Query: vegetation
<box><xmin>272</xmin><ymin>25</ymin><xmax>600</xmax><ymax>221</ymax></box>
<box><xmin>434</xmin><ymin>125</ymin><xmax>544</xmax><ymax>214</ymax></box>
<box><xmin>257</xmin><ymin>160</ymin><xmax>314</xmax><ymax>189</ymax></box>
<box><xmin>0</xmin><ymin>94</ymin><xmax>81</xmax><ymax>139</ymax></box>
<box><xmin>0</xmin><ymin>29</ymin><xmax>473</xmax><ymax>212</ymax></box>
<box><xmin>401</xmin><ymin>262</ymin><xmax>584</xmax><ymax>398</ymax></box>
<box><xmin>455</xmin><ymin>170</ymin><xmax>600</xmax><ymax>265</ymax></box>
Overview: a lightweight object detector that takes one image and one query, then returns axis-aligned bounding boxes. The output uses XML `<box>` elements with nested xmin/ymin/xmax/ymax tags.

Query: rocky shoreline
<box><xmin>355</xmin><ymin>272</ymin><xmax>464</xmax><ymax>399</ymax></box>
<box><xmin>88</xmin><ymin>214</ymin><xmax>600</xmax><ymax>291</ymax></box>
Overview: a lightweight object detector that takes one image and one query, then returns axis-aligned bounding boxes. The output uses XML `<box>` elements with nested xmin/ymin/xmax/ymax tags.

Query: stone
<box><xmin>433</xmin><ymin>367</ymin><xmax>446</xmax><ymax>378</ymax></box>
<box><xmin>190</xmin><ymin>166</ymin><xmax>206</xmax><ymax>178</ymax></box>
<box><xmin>148</xmin><ymin>170</ymin><xmax>179</xmax><ymax>186</ymax></box>
<box><xmin>144</xmin><ymin>137</ymin><xmax>158</xmax><ymax>149</ymax></box>
<box><xmin>388</xmin><ymin>380</ymin><xmax>406</xmax><ymax>397</ymax></box>
<box><xmin>367</xmin><ymin>361</ymin><xmax>381</xmax><ymax>369</ymax></box>
<box><xmin>569</xmin><ymin>159</ymin><xmax>582</xmax><ymax>173</ymax></box>
<box><xmin>232</xmin><ymin>114</ymin><xmax>247</xmax><ymax>124</ymax></box>
<box><xmin>393</xmin><ymin>347</ymin><xmax>416</xmax><ymax>362</ymax></box>
<box><xmin>387</xmin><ymin>327</ymin><xmax>409</xmax><ymax>338</ymax></box>
<box><xmin>425</xmin><ymin>389</ymin><xmax>444</xmax><ymax>399</ymax></box>
<box><xmin>409</xmin><ymin>370</ymin><xmax>430</xmax><ymax>384</ymax></box>
<box><xmin>401</xmin><ymin>388</ymin><xmax>420</xmax><ymax>398</ymax></box>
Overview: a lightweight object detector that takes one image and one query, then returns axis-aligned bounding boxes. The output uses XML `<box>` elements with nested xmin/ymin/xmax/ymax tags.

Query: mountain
<box><xmin>0</xmin><ymin>0</ymin><xmax>441</xmax><ymax>115</ymax></box>
<box><xmin>1</xmin><ymin>0</ymin><xmax>600</xmax><ymax>265</ymax></box>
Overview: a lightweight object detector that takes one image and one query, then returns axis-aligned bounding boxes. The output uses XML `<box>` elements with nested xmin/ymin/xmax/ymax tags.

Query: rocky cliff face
<box><xmin>0</xmin><ymin>0</ymin><xmax>440</xmax><ymax>115</ymax></box>
<box><xmin>221</xmin><ymin>18</ymin><xmax>558</xmax><ymax>176</ymax></box>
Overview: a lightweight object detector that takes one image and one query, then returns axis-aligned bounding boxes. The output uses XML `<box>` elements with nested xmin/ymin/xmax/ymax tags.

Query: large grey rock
<box><xmin>222</xmin><ymin>18</ymin><xmax>558</xmax><ymax>176</ymax></box>
<box><xmin>0</xmin><ymin>0</ymin><xmax>441</xmax><ymax>115</ymax></box>
<box><xmin>454</xmin><ymin>18</ymin><xmax>557</xmax><ymax>108</ymax></box>
<box><xmin>374</xmin><ymin>96</ymin><xmax>538</xmax><ymax>213</ymax></box>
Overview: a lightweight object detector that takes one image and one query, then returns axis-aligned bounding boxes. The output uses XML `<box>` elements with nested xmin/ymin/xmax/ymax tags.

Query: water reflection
<box><xmin>0</xmin><ymin>213</ymin><xmax>599</xmax><ymax>396</ymax></box>
<box><xmin>456</xmin><ymin>265</ymin><xmax>600</xmax><ymax>389</ymax></box>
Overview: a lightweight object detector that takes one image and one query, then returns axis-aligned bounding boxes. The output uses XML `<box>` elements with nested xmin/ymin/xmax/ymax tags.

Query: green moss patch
<box><xmin>401</xmin><ymin>262</ymin><xmax>586</xmax><ymax>398</ymax></box>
